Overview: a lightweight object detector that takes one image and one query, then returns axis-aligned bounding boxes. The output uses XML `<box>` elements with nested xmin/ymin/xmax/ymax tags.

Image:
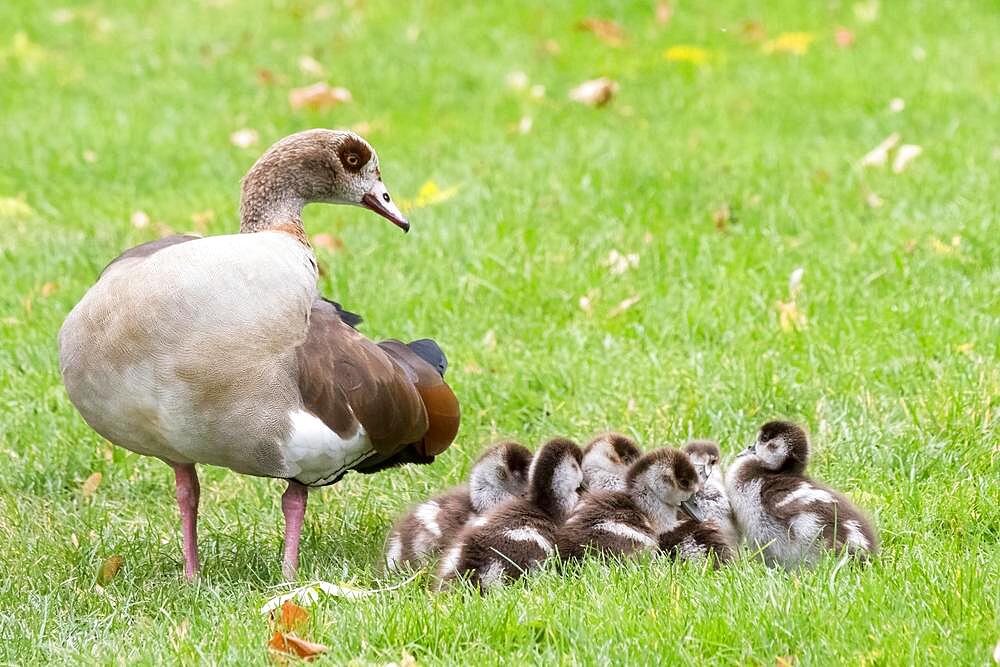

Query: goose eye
<box><xmin>346</xmin><ymin>153</ymin><xmax>359</xmax><ymax>166</ymax></box>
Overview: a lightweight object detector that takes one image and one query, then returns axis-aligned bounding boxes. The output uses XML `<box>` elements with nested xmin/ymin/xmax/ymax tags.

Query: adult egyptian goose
<box><xmin>725</xmin><ymin>421</ymin><xmax>877</xmax><ymax>569</ymax></box>
<box><xmin>58</xmin><ymin>129</ymin><xmax>461</xmax><ymax>579</ymax></box>
<box><xmin>384</xmin><ymin>440</ymin><xmax>532</xmax><ymax>572</ymax></box>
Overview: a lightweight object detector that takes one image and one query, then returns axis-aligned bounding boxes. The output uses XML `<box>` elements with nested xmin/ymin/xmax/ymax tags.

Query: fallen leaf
<box><xmin>608</xmin><ymin>294</ymin><xmax>640</xmax><ymax>317</ymax></box>
<box><xmin>762</xmin><ymin>32</ymin><xmax>815</xmax><ymax>55</ymax></box>
<box><xmin>834</xmin><ymin>27</ymin><xmax>855</xmax><ymax>48</ymax></box>
<box><xmin>903</xmin><ymin>239</ymin><xmax>918</xmax><ymax>253</ymax></box>
<box><xmin>190</xmin><ymin>210</ymin><xmax>215</xmax><ymax>229</ymax></box>
<box><xmin>399</xmin><ymin>180</ymin><xmax>459</xmax><ymax>211</ymax></box>
<box><xmin>268</xmin><ymin>632</ymin><xmax>328</xmax><ymax>661</ymax></box>
<box><xmin>230</xmin><ymin>128</ymin><xmax>259</xmax><ymax>148</ymax></box>
<box><xmin>482</xmin><ymin>329</ymin><xmax>497</xmax><ymax>351</ymax></box>
<box><xmin>516</xmin><ymin>116</ymin><xmax>533</xmax><ymax>135</ymax></box>
<box><xmin>6</xmin><ymin>32</ymin><xmax>49</xmax><ymax>69</ymax></box>
<box><xmin>956</xmin><ymin>343</ymin><xmax>974</xmax><ymax>354</ymax></box>
<box><xmin>462</xmin><ymin>361</ymin><xmax>483</xmax><ymax>375</ymax></box>
<box><xmin>288</xmin><ymin>82</ymin><xmax>352</xmax><ymax>111</ymax></box>
<box><xmin>788</xmin><ymin>267</ymin><xmax>804</xmax><ymax>297</ymax></box>
<box><xmin>405</xmin><ymin>25</ymin><xmax>420</xmax><ymax>43</ymax></box>
<box><xmin>505</xmin><ymin>71</ymin><xmax>529</xmax><ymax>91</ymax></box>
<box><xmin>853</xmin><ymin>1</ymin><xmax>880</xmax><ymax>23</ymax></box>
<box><xmin>70</xmin><ymin>533</ymin><xmax>79</xmax><ymax>548</ymax></box>
<box><xmin>82</xmin><ymin>150</ymin><xmax>97</xmax><ymax>164</ymax></box>
<box><xmin>568</xmin><ymin>77</ymin><xmax>618</xmax><ymax>107</ymax></box>
<box><xmin>740</xmin><ymin>21</ymin><xmax>767</xmax><ymax>43</ymax></box>
<box><xmin>542</xmin><ymin>39</ymin><xmax>561</xmax><ymax>55</ymax></box>
<box><xmin>712</xmin><ymin>204</ymin><xmax>731</xmax><ymax>230</ymax></box>
<box><xmin>51</xmin><ymin>8</ymin><xmax>75</xmax><ymax>24</ymax></box>
<box><xmin>664</xmin><ymin>45</ymin><xmax>709</xmax><ymax>64</ymax></box>
<box><xmin>776</xmin><ymin>300</ymin><xmax>807</xmax><ymax>332</ymax></box>
<box><xmin>859</xmin><ymin>132</ymin><xmax>900</xmax><ymax>167</ymax></box>
<box><xmin>297</xmin><ymin>55</ymin><xmax>325</xmax><ymax>76</ymax></box>
<box><xmin>576</xmin><ymin>18</ymin><xmax>626</xmax><ymax>47</ymax></box>
<box><xmin>892</xmin><ymin>144</ymin><xmax>922</xmax><ymax>173</ymax></box>
<box><xmin>261</xmin><ymin>575</ymin><xmax>420</xmax><ymax>615</ymax></box>
<box><xmin>889</xmin><ymin>97</ymin><xmax>905</xmax><ymax>113</ymax></box>
<box><xmin>776</xmin><ymin>657</ymin><xmax>797</xmax><ymax>667</ymax></box>
<box><xmin>311</xmin><ymin>233</ymin><xmax>343</xmax><ymax>252</ymax></box>
<box><xmin>256</xmin><ymin>68</ymin><xmax>280</xmax><ymax>86</ymax></box>
<box><xmin>529</xmin><ymin>84</ymin><xmax>546</xmax><ymax>99</ymax></box>
<box><xmin>864</xmin><ymin>190</ymin><xmax>884</xmax><ymax>208</ymax></box>
<box><xmin>655</xmin><ymin>2</ymin><xmax>673</xmax><ymax>26</ymax></box>
<box><xmin>40</xmin><ymin>282</ymin><xmax>58</xmax><ymax>297</ymax></box>
<box><xmin>273</xmin><ymin>600</ymin><xmax>309</xmax><ymax>633</ymax></box>
<box><xmin>603</xmin><ymin>249</ymin><xmax>639</xmax><ymax>275</ymax></box>
<box><xmin>96</xmin><ymin>554</ymin><xmax>123</xmax><ymax>585</ymax></box>
<box><xmin>131</xmin><ymin>210</ymin><xmax>150</xmax><ymax>229</ymax></box>
<box><xmin>81</xmin><ymin>471</ymin><xmax>102</xmax><ymax>497</ymax></box>
<box><xmin>0</xmin><ymin>195</ymin><xmax>35</xmax><ymax>220</ymax></box>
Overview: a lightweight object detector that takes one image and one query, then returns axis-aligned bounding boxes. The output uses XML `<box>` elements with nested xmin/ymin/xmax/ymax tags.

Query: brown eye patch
<box><xmin>337</xmin><ymin>136</ymin><xmax>372</xmax><ymax>173</ymax></box>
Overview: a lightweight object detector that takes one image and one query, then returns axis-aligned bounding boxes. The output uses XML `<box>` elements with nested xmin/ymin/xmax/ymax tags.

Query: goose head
<box><xmin>747</xmin><ymin>420</ymin><xmax>810</xmax><ymax>474</ymax></box>
<box><xmin>582</xmin><ymin>433</ymin><xmax>642</xmax><ymax>492</ymax></box>
<box><xmin>240</xmin><ymin>129</ymin><xmax>408</xmax><ymax>232</ymax></box>
<box><xmin>626</xmin><ymin>448</ymin><xmax>701</xmax><ymax>529</ymax></box>
<box><xmin>527</xmin><ymin>437</ymin><xmax>584</xmax><ymax>521</ymax></box>
<box><xmin>468</xmin><ymin>441</ymin><xmax>533</xmax><ymax>513</ymax></box>
<box><xmin>682</xmin><ymin>439</ymin><xmax>722</xmax><ymax>483</ymax></box>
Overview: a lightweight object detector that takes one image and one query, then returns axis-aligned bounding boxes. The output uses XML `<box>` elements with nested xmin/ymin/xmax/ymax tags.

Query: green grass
<box><xmin>2</xmin><ymin>0</ymin><xmax>998</xmax><ymax>664</ymax></box>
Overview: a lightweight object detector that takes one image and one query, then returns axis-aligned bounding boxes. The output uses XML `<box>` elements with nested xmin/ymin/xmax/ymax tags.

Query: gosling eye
<box><xmin>497</xmin><ymin>470</ymin><xmax>507</xmax><ymax>481</ymax></box>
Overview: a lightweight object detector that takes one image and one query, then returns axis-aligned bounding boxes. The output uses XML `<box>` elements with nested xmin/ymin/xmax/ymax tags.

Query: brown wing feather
<box><xmin>296</xmin><ymin>301</ymin><xmax>460</xmax><ymax>464</ymax></box>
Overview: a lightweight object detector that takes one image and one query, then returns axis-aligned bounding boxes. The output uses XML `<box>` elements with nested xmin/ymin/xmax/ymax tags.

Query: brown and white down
<box><xmin>681</xmin><ymin>439</ymin><xmax>740</xmax><ymax>549</ymax></box>
<box><xmin>725</xmin><ymin>421</ymin><xmax>878</xmax><ymax>569</ymax></box>
<box><xmin>384</xmin><ymin>441</ymin><xmax>533</xmax><ymax>572</ymax></box>
<box><xmin>58</xmin><ymin>130</ymin><xmax>461</xmax><ymax>579</ymax></box>
<box><xmin>560</xmin><ymin>447</ymin><xmax>701</xmax><ymax>560</ymax></box>
<box><xmin>436</xmin><ymin>438</ymin><xmax>583</xmax><ymax>591</ymax></box>
<box><xmin>581</xmin><ymin>433</ymin><xmax>643</xmax><ymax>492</ymax></box>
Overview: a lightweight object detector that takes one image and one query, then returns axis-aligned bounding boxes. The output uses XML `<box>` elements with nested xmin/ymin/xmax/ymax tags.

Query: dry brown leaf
<box><xmin>81</xmin><ymin>471</ymin><xmax>102</xmax><ymax>498</ymax></box>
<box><xmin>190</xmin><ymin>210</ymin><xmax>215</xmax><ymax>229</ymax></box>
<box><xmin>776</xmin><ymin>300</ymin><xmax>807</xmax><ymax>332</ymax></box>
<box><xmin>576</xmin><ymin>18</ymin><xmax>626</xmax><ymax>47</ymax></box>
<box><xmin>609</xmin><ymin>294</ymin><xmax>640</xmax><ymax>317</ymax></box>
<box><xmin>272</xmin><ymin>600</ymin><xmax>309</xmax><ymax>633</ymax></box>
<box><xmin>462</xmin><ymin>361</ymin><xmax>483</xmax><ymax>375</ymax></box>
<box><xmin>268</xmin><ymin>632</ymin><xmax>328</xmax><ymax>661</ymax></box>
<box><xmin>569</xmin><ymin>77</ymin><xmax>619</xmax><ymax>107</ymax></box>
<box><xmin>96</xmin><ymin>554</ymin><xmax>123</xmax><ymax>585</ymax></box>
<box><xmin>131</xmin><ymin>210</ymin><xmax>150</xmax><ymax>229</ymax></box>
<box><xmin>655</xmin><ymin>2</ymin><xmax>673</xmax><ymax>26</ymax></box>
<box><xmin>297</xmin><ymin>55</ymin><xmax>325</xmax><ymax>76</ymax></box>
<box><xmin>256</xmin><ymin>68</ymin><xmax>281</xmax><ymax>86</ymax></box>
<box><xmin>834</xmin><ymin>27</ymin><xmax>855</xmax><ymax>48</ymax></box>
<box><xmin>230</xmin><ymin>128</ymin><xmax>259</xmax><ymax>148</ymax></box>
<box><xmin>712</xmin><ymin>204</ymin><xmax>731</xmax><ymax>230</ymax></box>
<box><xmin>542</xmin><ymin>39</ymin><xmax>561</xmax><ymax>55</ymax></box>
<box><xmin>740</xmin><ymin>20</ymin><xmax>767</xmax><ymax>42</ymax></box>
<box><xmin>289</xmin><ymin>82</ymin><xmax>352</xmax><ymax>111</ymax></box>
<box><xmin>776</xmin><ymin>657</ymin><xmax>797</xmax><ymax>667</ymax></box>
<box><xmin>40</xmin><ymin>282</ymin><xmax>58</xmax><ymax>298</ymax></box>
<box><xmin>311</xmin><ymin>233</ymin><xmax>343</xmax><ymax>252</ymax></box>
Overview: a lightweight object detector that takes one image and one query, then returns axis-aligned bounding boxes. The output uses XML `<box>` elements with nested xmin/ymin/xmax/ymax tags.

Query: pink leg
<box><xmin>171</xmin><ymin>463</ymin><xmax>201</xmax><ymax>580</ymax></box>
<box><xmin>282</xmin><ymin>480</ymin><xmax>309</xmax><ymax>579</ymax></box>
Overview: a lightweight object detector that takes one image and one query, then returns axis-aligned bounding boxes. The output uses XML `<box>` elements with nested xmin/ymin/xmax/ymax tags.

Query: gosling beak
<box><xmin>680</xmin><ymin>498</ymin><xmax>703</xmax><ymax>522</ymax></box>
<box><xmin>737</xmin><ymin>443</ymin><xmax>755</xmax><ymax>458</ymax></box>
<box><xmin>361</xmin><ymin>181</ymin><xmax>409</xmax><ymax>232</ymax></box>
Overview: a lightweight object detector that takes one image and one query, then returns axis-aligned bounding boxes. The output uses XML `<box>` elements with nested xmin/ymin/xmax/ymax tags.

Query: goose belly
<box><xmin>58</xmin><ymin>232</ymin><xmax>321</xmax><ymax>477</ymax></box>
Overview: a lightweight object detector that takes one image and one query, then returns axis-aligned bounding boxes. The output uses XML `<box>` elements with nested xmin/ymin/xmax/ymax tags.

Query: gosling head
<box><xmin>468</xmin><ymin>441</ymin><xmax>533</xmax><ymax>513</ymax></box>
<box><xmin>527</xmin><ymin>437</ymin><xmax>584</xmax><ymax>521</ymax></box>
<box><xmin>582</xmin><ymin>433</ymin><xmax>643</xmax><ymax>492</ymax></box>
<box><xmin>240</xmin><ymin>129</ymin><xmax>409</xmax><ymax>232</ymax></box>
<box><xmin>749</xmin><ymin>421</ymin><xmax>810</xmax><ymax>474</ymax></box>
<box><xmin>627</xmin><ymin>448</ymin><xmax>702</xmax><ymax>524</ymax></box>
<box><xmin>682</xmin><ymin>440</ymin><xmax>722</xmax><ymax>483</ymax></box>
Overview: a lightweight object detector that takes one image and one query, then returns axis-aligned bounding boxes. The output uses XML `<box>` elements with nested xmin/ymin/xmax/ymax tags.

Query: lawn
<box><xmin>1</xmin><ymin>0</ymin><xmax>998</xmax><ymax>664</ymax></box>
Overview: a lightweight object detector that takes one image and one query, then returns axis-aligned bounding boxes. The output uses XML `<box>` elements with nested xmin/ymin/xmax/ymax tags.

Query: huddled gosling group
<box><xmin>385</xmin><ymin>421</ymin><xmax>877</xmax><ymax>591</ymax></box>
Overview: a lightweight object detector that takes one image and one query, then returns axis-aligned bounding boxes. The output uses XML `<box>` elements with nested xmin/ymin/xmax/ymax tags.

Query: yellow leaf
<box><xmin>81</xmin><ymin>471</ymin><xmax>102</xmax><ymax>498</ymax></box>
<box><xmin>568</xmin><ymin>77</ymin><xmax>619</xmax><ymax>107</ymax></box>
<box><xmin>0</xmin><ymin>195</ymin><xmax>35</xmax><ymax>220</ymax></box>
<box><xmin>272</xmin><ymin>600</ymin><xmax>309</xmax><ymax>633</ymax></box>
<box><xmin>664</xmin><ymin>45</ymin><xmax>709</xmax><ymax>64</ymax></box>
<box><xmin>96</xmin><ymin>554</ymin><xmax>123</xmax><ymax>585</ymax></box>
<box><xmin>400</xmin><ymin>180</ymin><xmax>459</xmax><ymax>211</ymax></box>
<box><xmin>763</xmin><ymin>32</ymin><xmax>815</xmax><ymax>55</ymax></box>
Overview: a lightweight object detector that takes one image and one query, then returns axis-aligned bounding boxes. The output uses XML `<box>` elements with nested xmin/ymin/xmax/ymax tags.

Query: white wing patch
<box><xmin>843</xmin><ymin>520</ymin><xmax>870</xmax><ymax>550</ymax></box>
<box><xmin>437</xmin><ymin>542</ymin><xmax>464</xmax><ymax>579</ymax></box>
<box><xmin>414</xmin><ymin>501</ymin><xmax>443</xmax><ymax>537</ymax></box>
<box><xmin>505</xmin><ymin>527</ymin><xmax>554</xmax><ymax>555</ymax></box>
<box><xmin>776</xmin><ymin>482</ymin><xmax>836</xmax><ymax>508</ymax></box>
<box><xmin>594</xmin><ymin>521</ymin><xmax>657</xmax><ymax>549</ymax></box>
<box><xmin>282</xmin><ymin>409</ymin><xmax>374</xmax><ymax>486</ymax></box>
